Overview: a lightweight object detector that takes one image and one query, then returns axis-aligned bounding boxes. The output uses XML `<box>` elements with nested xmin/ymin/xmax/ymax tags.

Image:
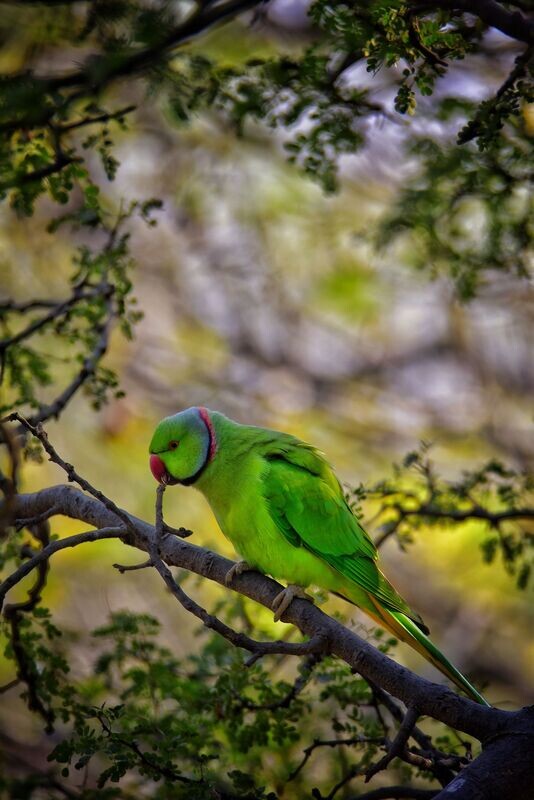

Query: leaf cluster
<box><xmin>0</xmin><ymin>1</ymin><xmax>531</xmax><ymax>294</ymax></box>
<box><xmin>364</xmin><ymin>443</ymin><xmax>534</xmax><ymax>589</ymax></box>
<box><xmin>0</xmin><ymin>598</ymin><xmax>450</xmax><ymax>799</ymax></box>
<box><xmin>379</xmin><ymin>112</ymin><xmax>533</xmax><ymax>298</ymax></box>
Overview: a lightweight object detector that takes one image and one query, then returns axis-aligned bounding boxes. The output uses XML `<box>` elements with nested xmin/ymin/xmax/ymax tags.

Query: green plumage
<box><xmin>150</xmin><ymin>408</ymin><xmax>489</xmax><ymax>706</ymax></box>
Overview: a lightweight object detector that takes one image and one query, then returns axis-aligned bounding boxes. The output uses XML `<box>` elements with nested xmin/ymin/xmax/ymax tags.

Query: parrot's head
<box><xmin>148</xmin><ymin>406</ymin><xmax>216</xmax><ymax>486</ymax></box>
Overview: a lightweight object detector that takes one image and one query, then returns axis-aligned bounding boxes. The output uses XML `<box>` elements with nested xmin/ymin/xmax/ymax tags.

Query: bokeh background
<box><xmin>0</xmin><ymin>2</ymin><xmax>533</xmax><ymax>782</ymax></box>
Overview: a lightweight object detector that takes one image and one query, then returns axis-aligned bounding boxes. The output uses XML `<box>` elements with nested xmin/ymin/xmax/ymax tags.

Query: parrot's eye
<box><xmin>168</xmin><ymin>440</ymin><xmax>179</xmax><ymax>450</ymax></box>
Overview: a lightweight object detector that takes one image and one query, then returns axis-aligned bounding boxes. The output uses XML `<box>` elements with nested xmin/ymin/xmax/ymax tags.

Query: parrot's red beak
<box><xmin>149</xmin><ymin>454</ymin><xmax>168</xmax><ymax>484</ymax></box>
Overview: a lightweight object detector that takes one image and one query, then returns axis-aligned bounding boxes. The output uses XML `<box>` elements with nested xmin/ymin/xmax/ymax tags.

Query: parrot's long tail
<box><xmin>365</xmin><ymin>595</ymin><xmax>490</xmax><ymax>706</ymax></box>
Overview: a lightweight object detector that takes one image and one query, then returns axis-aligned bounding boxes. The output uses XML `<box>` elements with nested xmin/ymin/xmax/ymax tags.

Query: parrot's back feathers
<box><xmin>260</xmin><ymin>442</ymin><xmax>428</xmax><ymax>632</ymax></box>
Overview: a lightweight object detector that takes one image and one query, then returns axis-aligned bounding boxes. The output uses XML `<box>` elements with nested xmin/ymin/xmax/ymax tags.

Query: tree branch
<box><xmin>349</xmin><ymin>788</ymin><xmax>438</xmax><ymax>800</ymax></box>
<box><xmin>2</xmin><ymin>519</ymin><xmax>55</xmax><ymax>730</ymax></box>
<box><xmin>239</xmin><ymin>651</ymin><xmax>323</xmax><ymax>712</ymax></box>
<box><xmin>374</xmin><ymin>503</ymin><xmax>534</xmax><ymax>549</ymax></box>
<box><xmin>411</xmin><ymin>0</ymin><xmax>534</xmax><ymax>44</ymax></box>
<box><xmin>0</xmin><ymin>283</ymin><xmax>111</xmax><ymax>353</ymax></box>
<box><xmin>5</xmin><ymin>483</ymin><xmax>516</xmax><ymax>740</ymax></box>
<box><xmin>25</xmin><ymin>301</ymin><xmax>115</xmax><ymax>425</ymax></box>
<box><xmin>0</xmin><ymin>153</ymin><xmax>75</xmax><ymax>193</ymax></box>
<box><xmin>1</xmin><ymin>422</ymin><xmax>532</xmax><ymax>800</ymax></box>
<box><xmin>288</xmin><ymin>735</ymin><xmax>384</xmax><ymax>782</ymax></box>
<box><xmin>56</xmin><ymin>104</ymin><xmax>136</xmax><ymax>132</ymax></box>
<box><xmin>365</xmin><ymin>706</ymin><xmax>420</xmax><ymax>781</ymax></box>
<box><xmin>367</xmin><ymin>682</ymin><xmax>460</xmax><ymax>786</ymax></box>
<box><xmin>7</xmin><ymin>414</ymin><xmax>135</xmax><ymax>532</ymax></box>
<box><xmin>96</xmin><ymin>709</ymin><xmax>202</xmax><ymax>786</ymax></box>
<box><xmin>0</xmin><ymin>525</ymin><xmax>125</xmax><ymax>611</ymax></box>
<box><xmin>431</xmin><ymin>728</ymin><xmax>534</xmax><ymax>799</ymax></box>
<box><xmin>30</xmin><ymin>0</ymin><xmax>263</xmax><ymax>92</ymax></box>
<box><xmin>0</xmin><ymin>422</ymin><xmax>20</xmax><ymax>535</ymax></box>
<box><xmin>6</xmin><ymin>480</ymin><xmax>534</xmax><ymax>795</ymax></box>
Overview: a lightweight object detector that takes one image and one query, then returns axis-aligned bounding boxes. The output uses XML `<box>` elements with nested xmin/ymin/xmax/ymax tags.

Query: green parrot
<box><xmin>149</xmin><ymin>406</ymin><xmax>488</xmax><ymax>706</ymax></box>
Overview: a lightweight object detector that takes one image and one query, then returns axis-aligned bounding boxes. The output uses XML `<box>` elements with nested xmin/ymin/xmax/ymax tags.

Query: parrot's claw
<box><xmin>271</xmin><ymin>584</ymin><xmax>314</xmax><ymax>622</ymax></box>
<box><xmin>225</xmin><ymin>560</ymin><xmax>253</xmax><ymax>586</ymax></box>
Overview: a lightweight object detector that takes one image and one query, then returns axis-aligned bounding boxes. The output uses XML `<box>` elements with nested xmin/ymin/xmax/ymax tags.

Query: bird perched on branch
<box><xmin>149</xmin><ymin>406</ymin><xmax>488</xmax><ymax>706</ymax></box>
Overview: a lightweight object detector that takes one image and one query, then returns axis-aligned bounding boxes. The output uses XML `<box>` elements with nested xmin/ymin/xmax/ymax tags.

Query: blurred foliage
<box><xmin>361</xmin><ymin>442</ymin><xmax>534</xmax><ymax>590</ymax></box>
<box><xmin>0</xmin><ymin>199</ymin><xmax>162</xmax><ymax>420</ymax></box>
<box><xmin>379</xmin><ymin>117</ymin><xmax>533</xmax><ymax>299</ymax></box>
<box><xmin>1</xmin><ymin>606</ymin><xmax>451</xmax><ymax>799</ymax></box>
<box><xmin>0</xmin><ymin>0</ymin><xmax>531</xmax><ymax>291</ymax></box>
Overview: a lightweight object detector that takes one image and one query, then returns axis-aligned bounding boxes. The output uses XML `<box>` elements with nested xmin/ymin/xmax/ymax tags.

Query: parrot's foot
<box><xmin>271</xmin><ymin>584</ymin><xmax>314</xmax><ymax>622</ymax></box>
<box><xmin>225</xmin><ymin>560</ymin><xmax>254</xmax><ymax>587</ymax></box>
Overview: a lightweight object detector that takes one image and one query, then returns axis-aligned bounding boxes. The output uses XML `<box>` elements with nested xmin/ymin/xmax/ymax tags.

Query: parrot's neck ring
<box><xmin>180</xmin><ymin>407</ymin><xmax>217</xmax><ymax>486</ymax></box>
<box><xmin>198</xmin><ymin>406</ymin><xmax>217</xmax><ymax>462</ymax></box>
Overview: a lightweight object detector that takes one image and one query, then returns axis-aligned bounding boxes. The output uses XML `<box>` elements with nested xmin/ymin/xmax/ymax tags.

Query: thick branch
<box><xmin>432</xmin><ymin>728</ymin><xmax>534</xmax><ymax>799</ymax></box>
<box><xmin>6</xmin><ymin>484</ymin><xmax>534</xmax><ymax>793</ymax></box>
<box><xmin>2</xmin><ymin>422</ymin><xmax>532</xmax><ymax>800</ymax></box>
<box><xmin>32</xmin><ymin>0</ymin><xmax>262</xmax><ymax>91</ymax></box>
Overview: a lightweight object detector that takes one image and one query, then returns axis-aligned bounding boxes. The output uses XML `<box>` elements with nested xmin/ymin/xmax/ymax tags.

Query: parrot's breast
<box><xmin>196</xmin><ymin>452</ymin><xmax>340</xmax><ymax>591</ymax></box>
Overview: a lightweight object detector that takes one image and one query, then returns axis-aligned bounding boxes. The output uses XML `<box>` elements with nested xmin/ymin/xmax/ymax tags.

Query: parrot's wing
<box><xmin>262</xmin><ymin>449</ymin><xmax>425</xmax><ymax>627</ymax></box>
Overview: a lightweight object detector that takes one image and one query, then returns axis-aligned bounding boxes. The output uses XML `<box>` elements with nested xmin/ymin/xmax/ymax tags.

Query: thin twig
<box><xmin>0</xmin><ymin>526</ymin><xmax>125</xmax><ymax>612</ymax></box>
<box><xmin>239</xmin><ymin>652</ymin><xmax>323</xmax><ymax>712</ymax></box>
<box><xmin>365</xmin><ymin>706</ymin><xmax>420</xmax><ymax>780</ymax></box>
<box><xmin>6</xmin><ymin>415</ymin><xmax>135</xmax><ymax>532</ymax></box>
<box><xmin>26</xmin><ymin>303</ymin><xmax>115</xmax><ymax>425</ymax></box>
<box><xmin>6</xmin><ymin>0</ymin><xmax>261</xmax><ymax>105</ymax></box>
<box><xmin>113</xmin><ymin>558</ymin><xmax>153</xmax><ymax>573</ymax></box>
<box><xmin>374</xmin><ymin>503</ymin><xmax>534</xmax><ymax>549</ymax></box>
<box><xmin>0</xmin><ymin>298</ymin><xmax>64</xmax><ymax>313</ymax></box>
<box><xmin>0</xmin><ymin>422</ymin><xmax>20</xmax><ymax>536</ymax></box>
<box><xmin>3</xmin><ymin>520</ymin><xmax>54</xmax><ymax>730</ymax></box>
<box><xmin>57</xmin><ymin>104</ymin><xmax>136</xmax><ymax>132</ymax></box>
<box><xmin>323</xmin><ymin>761</ymin><xmax>364</xmax><ymax>800</ymax></box>
<box><xmin>0</xmin><ymin>284</ymin><xmax>109</xmax><ymax>352</ymax></box>
<box><xmin>406</xmin><ymin>12</ymin><xmax>448</xmax><ymax>67</ymax></box>
<box><xmin>0</xmin><ymin>678</ymin><xmax>20</xmax><ymax>694</ymax></box>
<box><xmin>96</xmin><ymin>710</ymin><xmax>200</xmax><ymax>785</ymax></box>
<box><xmin>0</xmin><ymin>154</ymin><xmax>75</xmax><ymax>192</ymax></box>
<box><xmin>288</xmin><ymin>735</ymin><xmax>384</xmax><ymax>782</ymax></box>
